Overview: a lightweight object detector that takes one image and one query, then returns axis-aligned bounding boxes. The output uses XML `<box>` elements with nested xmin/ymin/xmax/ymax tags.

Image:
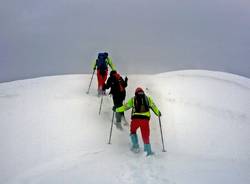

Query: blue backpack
<box><xmin>96</xmin><ymin>53</ymin><xmax>108</xmax><ymax>75</ymax></box>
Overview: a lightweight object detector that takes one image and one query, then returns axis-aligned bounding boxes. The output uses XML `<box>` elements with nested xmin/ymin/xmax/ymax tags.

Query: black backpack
<box><xmin>134</xmin><ymin>94</ymin><xmax>149</xmax><ymax>113</ymax></box>
<box><xmin>96</xmin><ymin>53</ymin><xmax>108</xmax><ymax>75</ymax></box>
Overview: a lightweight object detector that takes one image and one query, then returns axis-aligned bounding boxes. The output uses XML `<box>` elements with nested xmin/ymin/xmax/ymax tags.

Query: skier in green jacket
<box><xmin>92</xmin><ymin>52</ymin><xmax>116</xmax><ymax>96</ymax></box>
<box><xmin>116</xmin><ymin>87</ymin><xmax>161</xmax><ymax>156</ymax></box>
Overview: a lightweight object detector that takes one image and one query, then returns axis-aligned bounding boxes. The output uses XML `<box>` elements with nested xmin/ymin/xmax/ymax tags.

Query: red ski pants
<box><xmin>97</xmin><ymin>69</ymin><xmax>108</xmax><ymax>90</ymax></box>
<box><xmin>130</xmin><ymin>118</ymin><xmax>150</xmax><ymax>144</ymax></box>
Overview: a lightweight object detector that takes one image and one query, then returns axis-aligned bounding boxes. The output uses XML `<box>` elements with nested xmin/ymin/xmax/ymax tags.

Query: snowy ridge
<box><xmin>156</xmin><ymin>70</ymin><xmax>250</xmax><ymax>88</ymax></box>
<box><xmin>0</xmin><ymin>70</ymin><xmax>249</xmax><ymax>184</ymax></box>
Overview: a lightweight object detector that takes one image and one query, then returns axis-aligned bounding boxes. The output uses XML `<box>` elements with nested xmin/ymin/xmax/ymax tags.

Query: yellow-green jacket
<box><xmin>116</xmin><ymin>95</ymin><xmax>161</xmax><ymax>119</ymax></box>
<box><xmin>92</xmin><ymin>57</ymin><xmax>116</xmax><ymax>71</ymax></box>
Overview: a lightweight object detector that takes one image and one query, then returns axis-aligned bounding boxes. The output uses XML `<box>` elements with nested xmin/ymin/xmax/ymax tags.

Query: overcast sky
<box><xmin>0</xmin><ymin>0</ymin><xmax>250</xmax><ymax>82</ymax></box>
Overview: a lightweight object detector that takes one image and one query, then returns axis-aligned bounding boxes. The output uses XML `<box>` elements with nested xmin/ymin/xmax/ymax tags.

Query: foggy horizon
<box><xmin>1</xmin><ymin>0</ymin><xmax>250</xmax><ymax>82</ymax></box>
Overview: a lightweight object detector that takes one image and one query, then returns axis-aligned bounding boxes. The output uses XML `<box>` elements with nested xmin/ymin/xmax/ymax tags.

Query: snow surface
<box><xmin>0</xmin><ymin>70</ymin><xmax>249</xmax><ymax>184</ymax></box>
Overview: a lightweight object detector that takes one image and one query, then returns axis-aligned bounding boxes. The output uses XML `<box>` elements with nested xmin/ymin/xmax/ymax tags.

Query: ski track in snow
<box><xmin>119</xmin><ymin>155</ymin><xmax>172</xmax><ymax>184</ymax></box>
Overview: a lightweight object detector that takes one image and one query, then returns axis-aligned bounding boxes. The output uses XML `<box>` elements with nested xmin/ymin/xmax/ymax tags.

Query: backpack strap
<box><xmin>144</xmin><ymin>95</ymin><xmax>149</xmax><ymax>108</ymax></box>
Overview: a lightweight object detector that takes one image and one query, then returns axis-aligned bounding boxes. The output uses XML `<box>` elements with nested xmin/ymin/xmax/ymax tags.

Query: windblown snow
<box><xmin>0</xmin><ymin>70</ymin><xmax>249</xmax><ymax>184</ymax></box>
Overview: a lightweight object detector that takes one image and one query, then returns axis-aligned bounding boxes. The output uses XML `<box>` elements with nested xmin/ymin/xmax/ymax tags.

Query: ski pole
<box><xmin>86</xmin><ymin>69</ymin><xmax>95</xmax><ymax>94</ymax></box>
<box><xmin>158</xmin><ymin>116</ymin><xmax>166</xmax><ymax>152</ymax></box>
<box><xmin>108</xmin><ymin>111</ymin><xmax>115</xmax><ymax>144</ymax></box>
<box><xmin>99</xmin><ymin>94</ymin><xmax>104</xmax><ymax>115</ymax></box>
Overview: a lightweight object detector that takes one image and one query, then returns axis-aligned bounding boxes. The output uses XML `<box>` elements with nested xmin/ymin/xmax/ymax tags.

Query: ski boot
<box><xmin>144</xmin><ymin>144</ymin><xmax>154</xmax><ymax>156</ymax></box>
<box><xmin>115</xmin><ymin>112</ymin><xmax>123</xmax><ymax>130</ymax></box>
<box><xmin>130</xmin><ymin>134</ymin><xmax>140</xmax><ymax>153</ymax></box>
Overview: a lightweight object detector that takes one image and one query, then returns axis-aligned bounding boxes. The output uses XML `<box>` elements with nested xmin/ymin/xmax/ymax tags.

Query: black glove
<box><xmin>158</xmin><ymin>111</ymin><xmax>162</xmax><ymax>117</ymax></box>
<box><xmin>112</xmin><ymin>106</ymin><xmax>116</xmax><ymax>112</ymax></box>
<box><xmin>125</xmin><ymin>76</ymin><xmax>128</xmax><ymax>83</ymax></box>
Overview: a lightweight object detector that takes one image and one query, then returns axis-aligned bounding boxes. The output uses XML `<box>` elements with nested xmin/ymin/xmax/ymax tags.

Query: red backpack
<box><xmin>114</xmin><ymin>73</ymin><xmax>125</xmax><ymax>92</ymax></box>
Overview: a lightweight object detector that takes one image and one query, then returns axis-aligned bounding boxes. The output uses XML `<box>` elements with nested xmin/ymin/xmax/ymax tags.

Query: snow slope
<box><xmin>0</xmin><ymin>70</ymin><xmax>249</xmax><ymax>184</ymax></box>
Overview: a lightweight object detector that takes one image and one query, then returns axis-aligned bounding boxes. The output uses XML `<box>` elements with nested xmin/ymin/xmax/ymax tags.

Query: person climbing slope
<box><xmin>116</xmin><ymin>87</ymin><xmax>161</xmax><ymax>156</ymax></box>
<box><xmin>92</xmin><ymin>52</ymin><xmax>115</xmax><ymax>96</ymax></box>
<box><xmin>103</xmin><ymin>70</ymin><xmax>128</xmax><ymax>129</ymax></box>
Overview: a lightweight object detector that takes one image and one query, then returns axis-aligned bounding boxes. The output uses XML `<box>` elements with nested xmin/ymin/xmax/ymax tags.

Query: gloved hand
<box><xmin>158</xmin><ymin>111</ymin><xmax>162</xmax><ymax>117</ymax></box>
<box><xmin>112</xmin><ymin>106</ymin><xmax>116</xmax><ymax>112</ymax></box>
<box><xmin>125</xmin><ymin>76</ymin><xmax>128</xmax><ymax>83</ymax></box>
